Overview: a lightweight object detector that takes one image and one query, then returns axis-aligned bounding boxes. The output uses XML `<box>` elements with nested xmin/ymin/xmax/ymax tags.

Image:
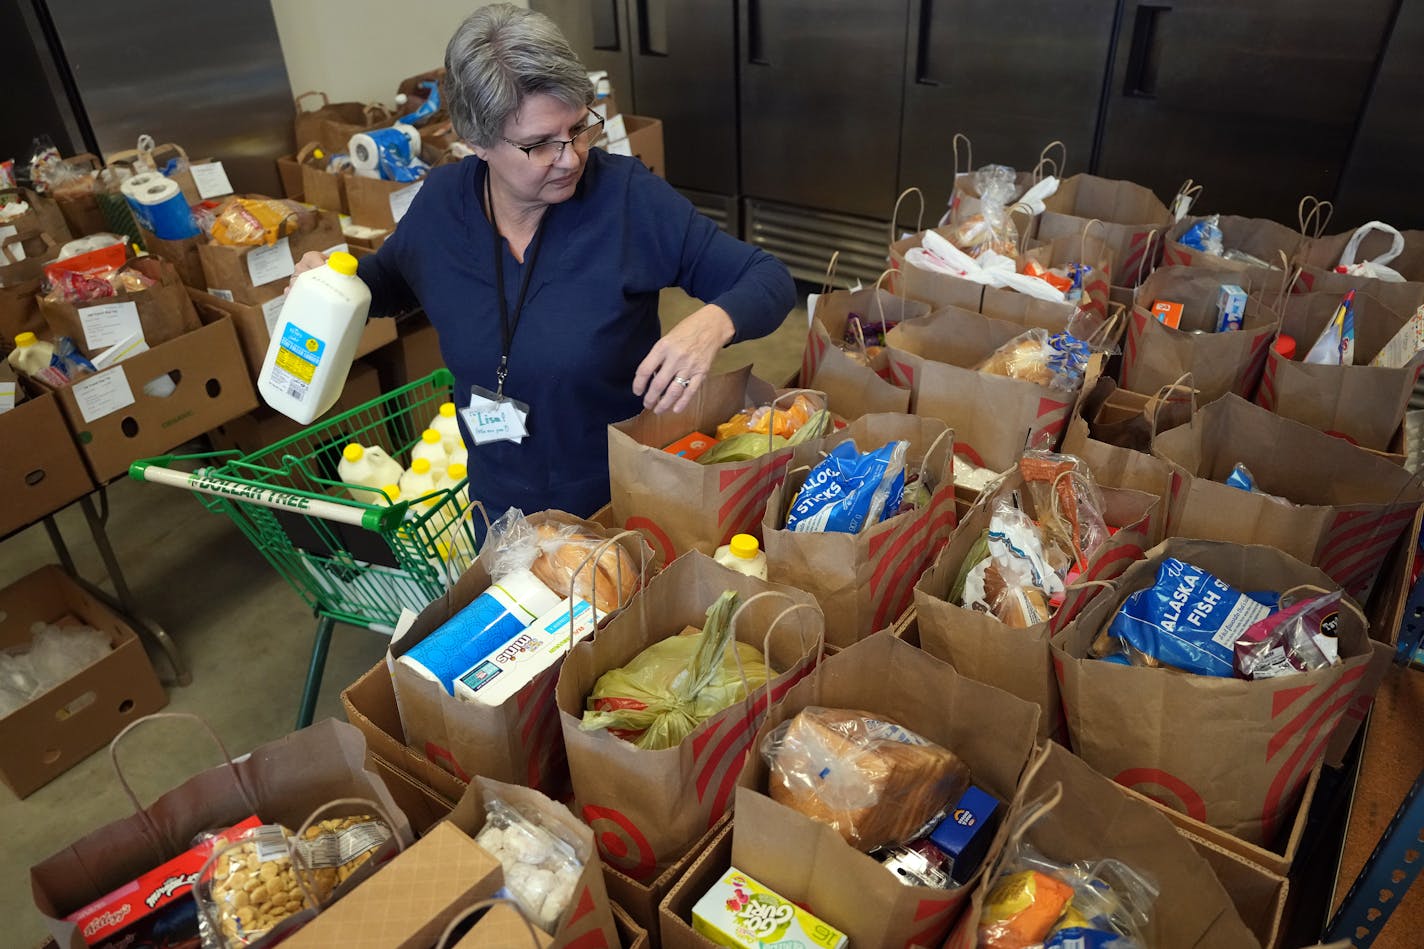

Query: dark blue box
<box><xmin>929</xmin><ymin>785</ymin><xmax>1001</xmax><ymax>884</ymax></box>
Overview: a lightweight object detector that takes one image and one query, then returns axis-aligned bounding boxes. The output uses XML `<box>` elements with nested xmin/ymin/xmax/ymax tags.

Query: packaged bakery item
<box><xmin>1018</xmin><ymin>451</ymin><xmax>1110</xmax><ymax>572</ymax></box>
<box><xmin>581</xmin><ymin>590</ymin><xmax>772</xmax><ymax>750</ymax></box>
<box><xmin>473</xmin><ymin>795</ymin><xmax>583</xmax><ymax>932</ymax></box>
<box><xmin>693</xmin><ymin>866</ymin><xmax>848</xmax><ymax>949</ymax></box>
<box><xmin>947</xmin><ymin>165</ymin><xmax>1020</xmax><ymax>258</ymax></box>
<box><xmin>527</xmin><ymin>518</ymin><xmax>640</xmax><ymax>616</ymax></box>
<box><xmin>1091</xmin><ymin>558</ymin><xmax>1275</xmax><ymax>676</ymax></box>
<box><xmin>975</xmin><ymin>328</ymin><xmax>1093</xmax><ymax>392</ymax></box>
<box><xmin>762</xmin><ymin>706</ymin><xmax>970</xmax><ymax>851</ymax></box>
<box><xmin>209</xmin><ymin>197</ymin><xmax>301</xmax><ymax>246</ymax></box>
<box><xmin>961</xmin><ymin>500</ymin><xmax>1069</xmax><ymax>628</ymax></box>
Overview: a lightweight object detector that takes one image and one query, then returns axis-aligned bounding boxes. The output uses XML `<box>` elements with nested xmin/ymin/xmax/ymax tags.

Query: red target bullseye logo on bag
<box><xmin>582</xmin><ymin>804</ymin><xmax>656</xmax><ymax>880</ymax></box>
<box><xmin>1113</xmin><ymin>767</ymin><xmax>1208</xmax><ymax>822</ymax></box>
<box><xmin>624</xmin><ymin>515</ymin><xmax>675</xmax><ymax>565</ymax></box>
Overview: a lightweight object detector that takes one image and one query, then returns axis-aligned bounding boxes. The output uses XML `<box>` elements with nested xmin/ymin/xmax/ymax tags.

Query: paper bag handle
<box><xmin>1297</xmin><ymin>196</ymin><xmax>1335</xmax><ymax>241</ymax></box>
<box><xmin>288</xmin><ymin>796</ymin><xmax>407</xmax><ymax>909</ymax></box>
<box><xmin>916</xmin><ymin>426</ymin><xmax>955</xmax><ymax>490</ymax></box>
<box><xmin>1170</xmin><ymin>179</ymin><xmax>1202</xmax><ymax>222</ymax></box>
<box><xmin>979</xmin><ymin>751</ymin><xmax>1063</xmax><ymax>887</ymax></box>
<box><xmin>1034</xmin><ymin>140</ymin><xmax>1067</xmax><ymax>182</ymax></box>
<box><xmin>820</xmin><ymin>251</ymin><xmax>841</xmax><ymax>295</ymax></box>
<box><xmin>1080</xmin><ymin>217</ymin><xmax>1107</xmax><ymax>251</ymax></box>
<box><xmin>1132</xmin><ymin>227</ymin><xmax>1159</xmax><ymax>299</ymax></box>
<box><xmin>891</xmin><ymin>187</ymin><xmax>924</xmax><ymax>247</ymax></box>
<box><xmin>294</xmin><ymin>90</ymin><xmax>332</xmax><ymax>113</ymax></box>
<box><xmin>726</xmin><ymin>591</ymin><xmax>823</xmax><ymax>701</ymax></box>
<box><xmin>1277</xmin><ymin>584</ymin><xmax>1368</xmax><ymax>628</ymax></box>
<box><xmin>952</xmin><ymin>132</ymin><xmax>973</xmax><ymax>179</ymax></box>
<box><xmin>430</xmin><ymin>497</ymin><xmax>490</xmax><ymax>593</ymax></box>
<box><xmin>766</xmin><ymin>387</ymin><xmax>828</xmax><ymax>454</ymax></box>
<box><xmin>872</xmin><ymin>267</ymin><xmax>911</xmax><ymax>331</ymax></box>
<box><xmin>1011</xmin><ymin>205</ymin><xmax>1036</xmax><ymax>257</ymax></box>
<box><xmin>296</xmin><ymin>141</ymin><xmax>325</xmax><ymax>164</ymax></box>
<box><xmin>108</xmin><ymin>712</ymin><xmax>259</xmax><ymax>857</ymax></box>
<box><xmin>568</xmin><ymin>528</ymin><xmax>648</xmax><ymax>633</ymax></box>
<box><xmin>1146</xmin><ymin>373</ymin><xmax>1197</xmax><ymax>440</ymax></box>
<box><xmin>435</xmin><ymin>898</ymin><xmax>545</xmax><ymax>949</ymax></box>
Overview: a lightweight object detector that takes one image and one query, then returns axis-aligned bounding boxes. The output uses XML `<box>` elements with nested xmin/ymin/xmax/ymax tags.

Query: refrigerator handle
<box><xmin>1123</xmin><ymin>4</ymin><xmax>1170</xmax><ymax>98</ymax></box>
<box><xmin>635</xmin><ymin>0</ymin><xmax>668</xmax><ymax>56</ymax></box>
<box><xmin>747</xmin><ymin>0</ymin><xmax>769</xmax><ymax>65</ymax></box>
<box><xmin>592</xmin><ymin>0</ymin><xmax>621</xmax><ymax>51</ymax></box>
<box><xmin>913</xmin><ymin>0</ymin><xmax>941</xmax><ymax>86</ymax></box>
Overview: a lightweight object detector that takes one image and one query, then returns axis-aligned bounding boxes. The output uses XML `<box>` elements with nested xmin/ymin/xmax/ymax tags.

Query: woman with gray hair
<box><xmin>298</xmin><ymin>3</ymin><xmax>794</xmax><ymax>519</ymax></box>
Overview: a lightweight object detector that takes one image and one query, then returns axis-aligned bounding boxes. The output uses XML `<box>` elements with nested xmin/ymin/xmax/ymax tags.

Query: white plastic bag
<box><xmin>1336</xmin><ymin>221</ymin><xmax>1406</xmax><ymax>282</ymax></box>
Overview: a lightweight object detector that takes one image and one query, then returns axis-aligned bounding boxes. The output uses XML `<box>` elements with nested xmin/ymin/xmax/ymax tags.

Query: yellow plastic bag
<box><xmin>581</xmin><ymin>591</ymin><xmax>771</xmax><ymax>750</ymax></box>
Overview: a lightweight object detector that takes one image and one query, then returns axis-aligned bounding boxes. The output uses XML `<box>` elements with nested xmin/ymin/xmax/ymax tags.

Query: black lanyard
<box><xmin>484</xmin><ymin>169</ymin><xmax>549</xmax><ymax>397</ymax></box>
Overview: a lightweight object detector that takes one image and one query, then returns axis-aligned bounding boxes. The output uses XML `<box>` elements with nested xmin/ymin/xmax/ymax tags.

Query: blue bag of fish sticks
<box><xmin>786</xmin><ymin>440</ymin><xmax>908</xmax><ymax>534</ymax></box>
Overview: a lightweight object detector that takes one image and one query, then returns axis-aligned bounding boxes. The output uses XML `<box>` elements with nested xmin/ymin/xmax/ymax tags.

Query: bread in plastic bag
<box><xmin>526</xmin><ymin>518</ymin><xmax>640</xmax><ymax>616</ymax></box>
<box><xmin>210</xmin><ymin>197</ymin><xmax>301</xmax><ymax>246</ymax></box>
<box><xmin>961</xmin><ymin>500</ymin><xmax>1069</xmax><ymax>628</ymax></box>
<box><xmin>762</xmin><ymin>706</ymin><xmax>970</xmax><ymax>852</ymax></box>
<box><xmin>948</xmin><ymin>165</ymin><xmax>1019</xmax><ymax>258</ymax></box>
<box><xmin>581</xmin><ymin>590</ymin><xmax>771</xmax><ymax>750</ymax></box>
<box><xmin>976</xmin><ymin>328</ymin><xmax>1093</xmax><ymax>392</ymax></box>
<box><xmin>474</xmin><ymin>796</ymin><xmax>583</xmax><ymax>932</ymax></box>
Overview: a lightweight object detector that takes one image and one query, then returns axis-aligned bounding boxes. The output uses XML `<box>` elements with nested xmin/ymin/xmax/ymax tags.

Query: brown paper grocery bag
<box><xmin>1153</xmin><ymin>394</ymin><xmax>1424</xmax><ymax>604</ymax></box>
<box><xmin>943</xmin><ymin>742</ymin><xmax>1258</xmax><ymax>949</ymax></box>
<box><xmin>31</xmin><ymin>714</ymin><xmax>415</xmax><ymax>948</ymax></box>
<box><xmin>1060</xmin><ymin>376</ymin><xmax>1178</xmax><ymax>528</ymax></box>
<box><xmin>762</xmin><ymin>414</ymin><xmax>956</xmax><ymax>647</ymax></box>
<box><xmin>1256</xmin><ymin>291</ymin><xmax>1424</xmax><ymax>450</ymax></box>
<box><xmin>1037</xmin><ymin>174</ymin><xmax>1185</xmax><ymax>286</ymax></box>
<box><xmin>445</xmin><ymin>776</ymin><xmax>620</xmax><ymax>949</ymax></box>
<box><xmin>885</xmin><ymin>309</ymin><xmax>1081</xmax><ymax>470</ymax></box>
<box><xmin>556</xmin><ymin>552</ymin><xmax>823</xmax><ymax>881</ymax></box>
<box><xmin>937</xmin><ymin>136</ymin><xmax>1059</xmax><ymax>227</ymax></box>
<box><xmin>297</xmin><ymin>142</ymin><xmax>350</xmax><ymax>214</ymax></box>
<box><xmin>1</xmin><ymin>233</ymin><xmax>59</xmax><ymax>288</ymax></box>
<box><xmin>1160</xmin><ymin>213</ymin><xmax>1307</xmax><ymax>279</ymax></box>
<box><xmin>1120</xmin><ymin>265</ymin><xmax>1282</xmax><ymax>401</ymax></box>
<box><xmin>1077</xmin><ymin>373</ymin><xmax>1196</xmax><ymax>455</ymax></box>
<box><xmin>37</xmin><ymin>255</ymin><xmax>201</xmax><ymax>357</ymax></box>
<box><xmin>1291</xmin><ymin>262</ymin><xmax>1424</xmax><ymax>316</ymax></box>
<box><xmin>1054</xmin><ymin>539</ymin><xmax>1392</xmax><ymax>847</ymax></box>
<box><xmin>294</xmin><ymin>91</ymin><xmax>393</xmax><ymax>155</ymax></box>
<box><xmin>915</xmin><ymin>469</ymin><xmax>1158</xmax><ymax>742</ymax></box>
<box><xmin>197</xmin><ymin>203</ymin><xmax>344</xmax><ymax>305</ymax></box>
<box><xmin>0</xmin><ymin>187</ymin><xmax>71</xmax><ymax>244</ymax></box>
<box><xmin>800</xmin><ymin>283</ymin><xmax>922</xmax><ymax>417</ymax></box>
<box><xmin>733</xmin><ymin>633</ymin><xmax>1040</xmax><ymax>949</ymax></box>
<box><xmin>391</xmin><ymin>511</ymin><xmax>652</xmax><ymax>800</ymax></box>
<box><xmin>1021</xmin><ymin>219</ymin><xmax>1116</xmax><ymax>321</ymax></box>
<box><xmin>608</xmin><ymin>365</ymin><xmax>826</xmax><ymax>567</ymax></box>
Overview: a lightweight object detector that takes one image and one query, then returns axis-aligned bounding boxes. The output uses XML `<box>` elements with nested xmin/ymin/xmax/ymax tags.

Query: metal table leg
<box><xmin>297</xmin><ymin>615</ymin><xmax>337</xmax><ymax>730</ymax></box>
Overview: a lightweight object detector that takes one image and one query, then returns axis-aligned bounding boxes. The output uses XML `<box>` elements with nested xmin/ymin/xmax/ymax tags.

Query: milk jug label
<box><xmin>270</xmin><ymin>322</ymin><xmax>325</xmax><ymax>401</ymax></box>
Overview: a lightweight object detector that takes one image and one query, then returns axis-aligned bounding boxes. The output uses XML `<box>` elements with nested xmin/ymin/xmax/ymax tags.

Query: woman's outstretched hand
<box><xmin>633</xmin><ymin>304</ymin><xmax>735</xmax><ymax>414</ymax></box>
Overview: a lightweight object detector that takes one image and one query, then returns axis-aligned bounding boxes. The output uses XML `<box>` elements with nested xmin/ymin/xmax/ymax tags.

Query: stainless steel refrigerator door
<box><xmin>530</xmin><ymin>0</ymin><xmax>637</xmax><ymax>113</ymax></box>
<box><xmin>1096</xmin><ymin>0</ymin><xmax>1396</xmax><ymax>222</ymax></box>
<box><xmin>898</xmin><ymin>0</ymin><xmax>1118</xmax><ymax>219</ymax></box>
<box><xmin>627</xmin><ymin>0</ymin><xmax>738</xmax><ymax>195</ymax></box>
<box><xmin>1334</xmin><ymin>0</ymin><xmax>1424</xmax><ymax>230</ymax></box>
<box><xmin>738</xmin><ymin>0</ymin><xmax>909</xmax><ymax>218</ymax></box>
<box><xmin>43</xmin><ymin>0</ymin><xmax>294</xmax><ymax>196</ymax></box>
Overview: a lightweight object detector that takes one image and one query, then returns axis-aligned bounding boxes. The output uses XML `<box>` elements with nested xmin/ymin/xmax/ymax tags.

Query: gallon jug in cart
<box><xmin>430</xmin><ymin>402</ymin><xmax>464</xmax><ymax>454</ymax></box>
<box><xmin>338</xmin><ymin>443</ymin><xmax>404</xmax><ymax>502</ymax></box>
<box><xmin>399</xmin><ymin>457</ymin><xmax>440</xmax><ymax>503</ymax></box>
<box><xmin>258</xmin><ymin>251</ymin><xmax>370</xmax><ymax>424</ymax></box>
<box><xmin>8</xmin><ymin>333</ymin><xmax>54</xmax><ymax>377</ymax></box>
<box><xmin>411</xmin><ymin>429</ymin><xmax>450</xmax><ymax>475</ymax></box>
<box><xmin>714</xmin><ymin>533</ymin><xmax>768</xmax><ymax>579</ymax></box>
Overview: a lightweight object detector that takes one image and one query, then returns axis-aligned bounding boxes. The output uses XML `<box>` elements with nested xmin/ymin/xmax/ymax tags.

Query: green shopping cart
<box><xmin>129</xmin><ymin>369</ymin><xmax>485</xmax><ymax>728</ymax></box>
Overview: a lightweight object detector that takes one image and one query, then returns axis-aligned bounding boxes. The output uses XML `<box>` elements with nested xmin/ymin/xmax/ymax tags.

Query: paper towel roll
<box><xmin>348</xmin><ymin>125</ymin><xmax>422</xmax><ymax>179</ymax></box>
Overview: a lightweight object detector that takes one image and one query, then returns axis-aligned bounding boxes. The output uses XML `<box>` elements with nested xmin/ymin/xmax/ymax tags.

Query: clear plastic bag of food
<box><xmin>948</xmin><ymin>165</ymin><xmax>1019</xmax><ymax>258</ymax></box>
<box><xmin>1178</xmin><ymin>214</ymin><xmax>1224</xmax><ymax>257</ymax></box>
<box><xmin>1018</xmin><ymin>451</ymin><xmax>1110</xmax><ymax>571</ymax></box>
<box><xmin>979</xmin><ymin>839</ymin><xmax>1157</xmax><ymax>949</ymax></box>
<box><xmin>762</xmin><ymin>706</ymin><xmax>970</xmax><ymax>852</ymax></box>
<box><xmin>474</xmin><ymin>796</ymin><xmax>583</xmax><ymax>932</ymax></box>
<box><xmin>975</xmin><ymin>329</ymin><xmax>1093</xmax><ymax>392</ymax></box>
<box><xmin>962</xmin><ymin>500</ymin><xmax>1068</xmax><ymax>627</ymax></box>
<box><xmin>527</xmin><ymin>515</ymin><xmax>640</xmax><ymax>615</ymax></box>
<box><xmin>210</xmin><ymin>197</ymin><xmax>300</xmax><ymax>246</ymax></box>
<box><xmin>581</xmin><ymin>590</ymin><xmax>770</xmax><ymax>749</ymax></box>
<box><xmin>1234</xmin><ymin>589</ymin><xmax>1343</xmax><ymax>680</ymax></box>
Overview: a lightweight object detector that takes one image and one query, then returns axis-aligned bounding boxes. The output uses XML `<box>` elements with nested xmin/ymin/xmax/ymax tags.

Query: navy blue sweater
<box><xmin>358</xmin><ymin>149</ymin><xmax>794</xmax><ymax>518</ymax></box>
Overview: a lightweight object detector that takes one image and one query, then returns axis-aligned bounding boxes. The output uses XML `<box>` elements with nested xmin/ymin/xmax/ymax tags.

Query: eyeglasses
<box><xmin>502</xmin><ymin>111</ymin><xmax>605</xmax><ymax>166</ymax></box>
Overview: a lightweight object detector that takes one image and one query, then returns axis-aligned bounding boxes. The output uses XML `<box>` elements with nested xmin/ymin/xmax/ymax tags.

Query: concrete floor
<box><xmin>4</xmin><ymin>288</ymin><xmax>807</xmax><ymax>945</ymax></box>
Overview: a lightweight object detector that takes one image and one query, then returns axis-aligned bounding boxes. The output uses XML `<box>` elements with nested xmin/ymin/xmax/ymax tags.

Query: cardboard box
<box><xmin>38</xmin><ymin>256</ymin><xmax>202</xmax><ymax>358</ymax></box>
<box><xmin>1119</xmin><ymin>761</ymin><xmax>1321</xmax><ymax>877</ymax></box>
<box><xmin>609</xmin><ymin>116</ymin><xmax>665</xmax><ymax>180</ymax></box>
<box><xmin>48</xmin><ymin>317</ymin><xmax>257</xmax><ymax>483</ymax></box>
<box><xmin>0</xmin><ymin>564</ymin><xmax>167</xmax><ymax>798</ymax></box>
<box><xmin>1181</xmin><ymin>828</ymin><xmax>1289</xmax><ymax>949</ymax></box>
<box><xmin>613</xmin><ymin>813</ymin><xmax>731</xmax><ymax>946</ymax></box>
<box><xmin>283</xmin><ymin>821</ymin><xmax>503</xmax><ymax>948</ymax></box>
<box><xmin>206</xmin><ymin>356</ymin><xmax>384</xmax><ymax>457</ymax></box>
<box><xmin>197</xmin><ymin>206</ymin><xmax>344</xmax><ymax>306</ymax></box>
<box><xmin>373</xmin><ymin>312</ymin><xmax>446</xmax><ymax>389</ymax></box>
<box><xmin>340</xmin><ymin>659</ymin><xmax>468</xmax><ymax>824</ymax></box>
<box><xmin>658</xmin><ymin>818</ymin><xmax>733</xmax><ymax>949</ymax></box>
<box><xmin>188</xmin><ymin>286</ymin><xmax>396</xmax><ymax>383</ymax></box>
<box><xmin>613</xmin><ymin>902</ymin><xmax>650</xmax><ymax>949</ymax></box>
<box><xmin>0</xmin><ymin>388</ymin><xmax>95</xmax><ymax>537</ymax></box>
<box><xmin>348</xmin><ymin>175</ymin><xmax>426</xmax><ymax>232</ymax></box>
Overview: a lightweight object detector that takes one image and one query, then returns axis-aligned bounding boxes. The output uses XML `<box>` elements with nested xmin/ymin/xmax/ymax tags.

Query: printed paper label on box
<box><xmin>190</xmin><ymin>162</ymin><xmax>235</xmax><ymax>200</ymax></box>
<box><xmin>0</xmin><ymin>381</ymin><xmax>15</xmax><ymax>414</ymax></box>
<box><xmin>207</xmin><ymin>287</ymin><xmax>235</xmax><ymax>302</ymax></box>
<box><xmin>607</xmin><ymin>138</ymin><xmax>633</xmax><ymax>157</ymax></box>
<box><xmin>388</xmin><ymin>182</ymin><xmax>423</xmax><ymax>225</ymax></box>
<box><xmin>72</xmin><ymin>368</ymin><xmax>136</xmax><ymax>423</ymax></box>
<box><xmin>0</xmin><ymin>224</ymin><xmax>18</xmax><ymax>245</ymax></box>
<box><xmin>603</xmin><ymin>114</ymin><xmax>628</xmax><ymax>143</ymax></box>
<box><xmin>261</xmin><ymin>294</ymin><xmax>287</xmax><ymax>335</ymax></box>
<box><xmin>79</xmin><ymin>301</ymin><xmax>143</xmax><ymax>350</ymax></box>
<box><xmin>246</xmin><ymin>236</ymin><xmax>295</xmax><ymax>287</ymax></box>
